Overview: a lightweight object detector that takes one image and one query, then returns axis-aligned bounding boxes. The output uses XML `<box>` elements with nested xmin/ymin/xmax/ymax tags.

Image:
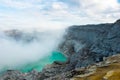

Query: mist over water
<box><xmin>0</xmin><ymin>28</ymin><xmax>66</xmax><ymax>72</ymax></box>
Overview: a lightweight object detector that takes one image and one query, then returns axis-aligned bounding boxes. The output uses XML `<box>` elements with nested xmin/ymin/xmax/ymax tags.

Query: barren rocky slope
<box><xmin>71</xmin><ymin>54</ymin><xmax>120</xmax><ymax>80</ymax></box>
<box><xmin>59</xmin><ymin>19</ymin><xmax>120</xmax><ymax>71</ymax></box>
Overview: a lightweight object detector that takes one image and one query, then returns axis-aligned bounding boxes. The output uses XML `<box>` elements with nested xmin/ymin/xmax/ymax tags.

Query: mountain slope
<box><xmin>0</xmin><ymin>19</ymin><xmax>120</xmax><ymax>80</ymax></box>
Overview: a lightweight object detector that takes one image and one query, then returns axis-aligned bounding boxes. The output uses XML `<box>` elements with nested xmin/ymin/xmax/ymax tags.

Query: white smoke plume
<box><xmin>0</xmin><ymin>28</ymin><xmax>66</xmax><ymax>71</ymax></box>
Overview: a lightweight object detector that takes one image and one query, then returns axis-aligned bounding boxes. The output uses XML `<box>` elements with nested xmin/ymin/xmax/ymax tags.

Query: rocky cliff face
<box><xmin>0</xmin><ymin>19</ymin><xmax>120</xmax><ymax>80</ymax></box>
<box><xmin>59</xmin><ymin>19</ymin><xmax>120</xmax><ymax>71</ymax></box>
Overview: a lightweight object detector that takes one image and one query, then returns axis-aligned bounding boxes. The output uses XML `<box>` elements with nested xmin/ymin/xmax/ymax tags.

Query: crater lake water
<box><xmin>18</xmin><ymin>51</ymin><xmax>67</xmax><ymax>72</ymax></box>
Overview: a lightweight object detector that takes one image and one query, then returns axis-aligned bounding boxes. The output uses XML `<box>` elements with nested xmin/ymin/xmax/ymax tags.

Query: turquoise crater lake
<box><xmin>19</xmin><ymin>51</ymin><xmax>67</xmax><ymax>72</ymax></box>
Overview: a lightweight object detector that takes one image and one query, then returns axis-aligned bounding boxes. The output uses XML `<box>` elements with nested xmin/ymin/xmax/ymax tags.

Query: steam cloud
<box><xmin>0</xmin><ymin>29</ymin><xmax>66</xmax><ymax>71</ymax></box>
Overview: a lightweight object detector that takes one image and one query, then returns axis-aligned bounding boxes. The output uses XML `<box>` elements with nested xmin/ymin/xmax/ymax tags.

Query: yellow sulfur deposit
<box><xmin>103</xmin><ymin>70</ymin><xmax>120</xmax><ymax>80</ymax></box>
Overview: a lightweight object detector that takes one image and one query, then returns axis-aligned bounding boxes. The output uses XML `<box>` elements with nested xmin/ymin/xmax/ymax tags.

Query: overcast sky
<box><xmin>0</xmin><ymin>0</ymin><xmax>120</xmax><ymax>30</ymax></box>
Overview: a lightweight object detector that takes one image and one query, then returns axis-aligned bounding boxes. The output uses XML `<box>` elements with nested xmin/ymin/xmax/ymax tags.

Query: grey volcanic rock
<box><xmin>0</xmin><ymin>70</ymin><xmax>42</xmax><ymax>80</ymax></box>
<box><xmin>59</xmin><ymin>19</ymin><xmax>120</xmax><ymax>71</ymax></box>
<box><xmin>4</xmin><ymin>29</ymin><xmax>36</xmax><ymax>43</ymax></box>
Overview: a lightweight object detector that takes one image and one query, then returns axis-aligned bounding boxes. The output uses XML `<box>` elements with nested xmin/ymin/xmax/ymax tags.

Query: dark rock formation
<box><xmin>59</xmin><ymin>19</ymin><xmax>120</xmax><ymax>71</ymax></box>
<box><xmin>4</xmin><ymin>29</ymin><xmax>36</xmax><ymax>43</ymax></box>
<box><xmin>0</xmin><ymin>70</ymin><xmax>42</xmax><ymax>80</ymax></box>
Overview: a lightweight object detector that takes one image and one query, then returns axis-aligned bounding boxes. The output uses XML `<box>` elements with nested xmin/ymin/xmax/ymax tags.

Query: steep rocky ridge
<box><xmin>58</xmin><ymin>19</ymin><xmax>120</xmax><ymax>71</ymax></box>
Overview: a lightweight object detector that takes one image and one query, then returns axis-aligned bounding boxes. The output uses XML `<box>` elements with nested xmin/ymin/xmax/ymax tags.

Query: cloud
<box><xmin>0</xmin><ymin>0</ymin><xmax>120</xmax><ymax>30</ymax></box>
<box><xmin>76</xmin><ymin>0</ymin><xmax>120</xmax><ymax>22</ymax></box>
<box><xmin>0</xmin><ymin>0</ymin><xmax>44</xmax><ymax>9</ymax></box>
<box><xmin>38</xmin><ymin>0</ymin><xmax>120</xmax><ymax>23</ymax></box>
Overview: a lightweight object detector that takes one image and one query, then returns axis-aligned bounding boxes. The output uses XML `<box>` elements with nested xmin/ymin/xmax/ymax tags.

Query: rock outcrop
<box><xmin>59</xmin><ymin>19</ymin><xmax>120</xmax><ymax>71</ymax></box>
<box><xmin>71</xmin><ymin>54</ymin><xmax>120</xmax><ymax>80</ymax></box>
